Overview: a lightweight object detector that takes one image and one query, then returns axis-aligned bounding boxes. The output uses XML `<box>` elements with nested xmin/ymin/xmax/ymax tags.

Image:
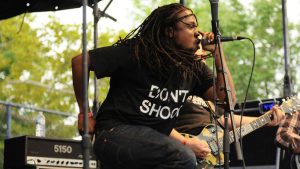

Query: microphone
<box><xmin>201</xmin><ymin>36</ymin><xmax>246</xmax><ymax>46</ymax></box>
<box><xmin>209</xmin><ymin>0</ymin><xmax>219</xmax><ymax>35</ymax></box>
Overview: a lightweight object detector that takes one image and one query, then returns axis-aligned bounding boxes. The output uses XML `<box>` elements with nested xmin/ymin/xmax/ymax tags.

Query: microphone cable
<box><xmin>237</xmin><ymin>37</ymin><xmax>256</xmax><ymax>169</ymax></box>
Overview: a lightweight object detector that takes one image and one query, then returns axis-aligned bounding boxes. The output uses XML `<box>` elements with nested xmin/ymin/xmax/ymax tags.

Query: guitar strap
<box><xmin>205</xmin><ymin>100</ymin><xmax>225</xmax><ymax>129</ymax></box>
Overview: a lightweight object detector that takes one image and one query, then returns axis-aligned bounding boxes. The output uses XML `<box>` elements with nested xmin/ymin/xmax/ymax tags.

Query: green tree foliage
<box><xmin>0</xmin><ymin>15</ymin><xmax>80</xmax><ymax>138</ymax></box>
<box><xmin>0</xmin><ymin>12</ymin><xmax>129</xmax><ymax>167</ymax></box>
<box><xmin>0</xmin><ymin>14</ymin><xmax>86</xmax><ymax>166</ymax></box>
<box><xmin>225</xmin><ymin>0</ymin><xmax>299</xmax><ymax>100</ymax></box>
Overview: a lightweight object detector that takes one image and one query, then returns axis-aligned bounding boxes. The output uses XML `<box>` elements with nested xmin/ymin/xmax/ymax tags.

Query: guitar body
<box><xmin>181</xmin><ymin>96</ymin><xmax>300</xmax><ymax>168</ymax></box>
<box><xmin>197</xmin><ymin>124</ymin><xmax>225</xmax><ymax>166</ymax></box>
<box><xmin>182</xmin><ymin>124</ymin><xmax>225</xmax><ymax>168</ymax></box>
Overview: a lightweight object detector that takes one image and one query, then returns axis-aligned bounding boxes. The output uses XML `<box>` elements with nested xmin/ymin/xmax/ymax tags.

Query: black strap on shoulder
<box><xmin>205</xmin><ymin>100</ymin><xmax>225</xmax><ymax>129</ymax></box>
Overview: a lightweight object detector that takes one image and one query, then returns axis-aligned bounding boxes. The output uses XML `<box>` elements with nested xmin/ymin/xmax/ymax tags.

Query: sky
<box><xmin>31</xmin><ymin>0</ymin><xmax>135</xmax><ymax>31</ymax></box>
<box><xmin>31</xmin><ymin>0</ymin><xmax>300</xmax><ymax>32</ymax></box>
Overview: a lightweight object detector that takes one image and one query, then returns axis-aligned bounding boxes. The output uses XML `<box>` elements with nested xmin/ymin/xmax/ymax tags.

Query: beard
<box><xmin>174</xmin><ymin>42</ymin><xmax>199</xmax><ymax>54</ymax></box>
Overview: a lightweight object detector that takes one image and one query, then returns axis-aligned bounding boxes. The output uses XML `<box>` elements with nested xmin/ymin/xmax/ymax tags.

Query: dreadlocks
<box><xmin>115</xmin><ymin>3</ymin><xmax>199</xmax><ymax>80</ymax></box>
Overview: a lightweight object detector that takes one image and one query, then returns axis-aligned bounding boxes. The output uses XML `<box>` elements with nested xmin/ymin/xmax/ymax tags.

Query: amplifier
<box><xmin>4</xmin><ymin>135</ymin><xmax>97</xmax><ymax>169</ymax></box>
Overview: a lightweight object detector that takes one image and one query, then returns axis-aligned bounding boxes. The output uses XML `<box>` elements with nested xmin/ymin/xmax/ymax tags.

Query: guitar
<box><xmin>181</xmin><ymin>96</ymin><xmax>300</xmax><ymax>169</ymax></box>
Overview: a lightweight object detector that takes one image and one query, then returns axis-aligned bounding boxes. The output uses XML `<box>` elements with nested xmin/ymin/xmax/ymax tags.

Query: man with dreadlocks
<box><xmin>72</xmin><ymin>3</ymin><xmax>234</xmax><ymax>169</ymax></box>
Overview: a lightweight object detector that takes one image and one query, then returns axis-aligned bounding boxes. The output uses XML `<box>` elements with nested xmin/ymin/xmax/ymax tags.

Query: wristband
<box><xmin>78</xmin><ymin>111</ymin><xmax>93</xmax><ymax>118</ymax></box>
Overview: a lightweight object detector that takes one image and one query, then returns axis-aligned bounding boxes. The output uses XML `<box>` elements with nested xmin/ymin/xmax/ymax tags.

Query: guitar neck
<box><xmin>228</xmin><ymin>111</ymin><xmax>273</xmax><ymax>144</ymax></box>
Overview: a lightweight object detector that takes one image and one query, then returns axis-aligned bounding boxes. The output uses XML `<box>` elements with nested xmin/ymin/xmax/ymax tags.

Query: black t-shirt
<box><xmin>89</xmin><ymin>44</ymin><xmax>214</xmax><ymax>135</ymax></box>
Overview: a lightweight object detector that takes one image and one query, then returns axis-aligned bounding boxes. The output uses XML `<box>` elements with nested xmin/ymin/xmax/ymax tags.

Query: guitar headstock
<box><xmin>281</xmin><ymin>96</ymin><xmax>300</xmax><ymax>115</ymax></box>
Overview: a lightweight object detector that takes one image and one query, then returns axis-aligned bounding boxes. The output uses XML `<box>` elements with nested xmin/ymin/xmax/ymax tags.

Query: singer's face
<box><xmin>173</xmin><ymin>10</ymin><xmax>200</xmax><ymax>52</ymax></box>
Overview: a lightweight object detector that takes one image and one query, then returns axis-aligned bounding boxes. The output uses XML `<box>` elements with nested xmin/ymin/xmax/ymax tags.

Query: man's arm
<box><xmin>213</xmin><ymin>44</ymin><xmax>236</xmax><ymax>104</ymax></box>
<box><xmin>276</xmin><ymin>110</ymin><xmax>300</xmax><ymax>153</ymax></box>
<box><xmin>71</xmin><ymin>53</ymin><xmax>95</xmax><ymax>134</ymax></box>
<box><xmin>72</xmin><ymin>53</ymin><xmax>91</xmax><ymax>112</ymax></box>
<box><xmin>217</xmin><ymin>115</ymin><xmax>256</xmax><ymax>130</ymax></box>
<box><xmin>217</xmin><ymin>105</ymin><xmax>284</xmax><ymax>130</ymax></box>
<box><xmin>169</xmin><ymin>129</ymin><xmax>211</xmax><ymax>158</ymax></box>
<box><xmin>200</xmin><ymin>32</ymin><xmax>236</xmax><ymax>105</ymax></box>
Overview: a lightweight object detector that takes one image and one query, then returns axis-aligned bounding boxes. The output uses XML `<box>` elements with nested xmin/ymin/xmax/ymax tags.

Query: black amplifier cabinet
<box><xmin>4</xmin><ymin>135</ymin><xmax>97</xmax><ymax>169</ymax></box>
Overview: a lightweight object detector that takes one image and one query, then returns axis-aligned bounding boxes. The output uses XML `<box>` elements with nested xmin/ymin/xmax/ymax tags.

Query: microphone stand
<box><xmin>281</xmin><ymin>0</ymin><xmax>293</xmax><ymax>98</ymax></box>
<box><xmin>277</xmin><ymin>1</ymin><xmax>293</xmax><ymax>168</ymax></box>
<box><xmin>81</xmin><ymin>0</ymin><xmax>90</xmax><ymax>168</ymax></box>
<box><xmin>211</xmin><ymin>21</ymin><xmax>243</xmax><ymax>169</ymax></box>
<box><xmin>82</xmin><ymin>1</ymin><xmax>116</xmax><ymax>169</ymax></box>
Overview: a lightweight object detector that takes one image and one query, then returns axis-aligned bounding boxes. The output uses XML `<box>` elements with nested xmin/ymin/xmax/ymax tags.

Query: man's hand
<box><xmin>78</xmin><ymin>112</ymin><xmax>96</xmax><ymax>136</ymax></box>
<box><xmin>185</xmin><ymin>136</ymin><xmax>211</xmax><ymax>159</ymax></box>
<box><xmin>200</xmin><ymin>31</ymin><xmax>216</xmax><ymax>52</ymax></box>
<box><xmin>268</xmin><ymin>105</ymin><xmax>285</xmax><ymax>126</ymax></box>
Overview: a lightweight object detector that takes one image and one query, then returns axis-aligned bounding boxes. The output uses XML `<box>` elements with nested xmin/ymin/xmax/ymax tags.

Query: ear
<box><xmin>165</xmin><ymin>27</ymin><xmax>174</xmax><ymax>38</ymax></box>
